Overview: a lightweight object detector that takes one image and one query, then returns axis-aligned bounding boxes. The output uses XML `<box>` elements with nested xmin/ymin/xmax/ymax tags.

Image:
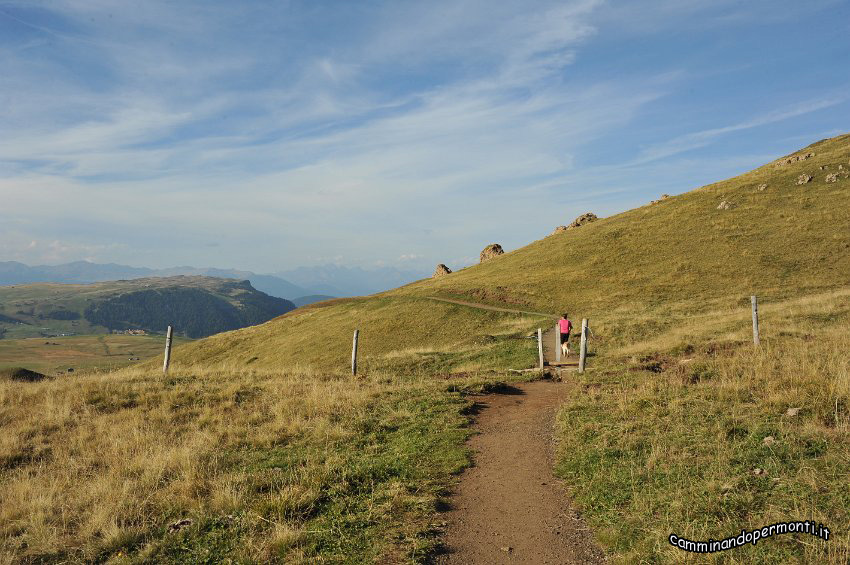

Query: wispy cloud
<box><xmin>631</xmin><ymin>97</ymin><xmax>847</xmax><ymax>165</ymax></box>
<box><xmin>0</xmin><ymin>0</ymin><xmax>847</xmax><ymax>271</ymax></box>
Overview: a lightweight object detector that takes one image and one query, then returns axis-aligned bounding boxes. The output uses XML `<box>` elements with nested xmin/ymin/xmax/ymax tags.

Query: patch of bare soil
<box><xmin>435</xmin><ymin>381</ymin><xmax>605</xmax><ymax>564</ymax></box>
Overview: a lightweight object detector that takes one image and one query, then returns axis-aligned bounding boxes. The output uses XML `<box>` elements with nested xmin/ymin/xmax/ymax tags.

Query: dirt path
<box><xmin>427</xmin><ymin>297</ymin><xmax>555</xmax><ymax>319</ymax></box>
<box><xmin>436</xmin><ymin>381</ymin><xmax>605</xmax><ymax>564</ymax></box>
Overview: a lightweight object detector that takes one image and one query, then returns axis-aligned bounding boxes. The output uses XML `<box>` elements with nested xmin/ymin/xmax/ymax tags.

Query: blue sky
<box><xmin>1</xmin><ymin>0</ymin><xmax>848</xmax><ymax>273</ymax></box>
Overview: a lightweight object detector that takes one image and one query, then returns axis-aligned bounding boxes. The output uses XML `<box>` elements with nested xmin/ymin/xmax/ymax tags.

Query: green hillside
<box><xmin>0</xmin><ymin>276</ymin><xmax>295</xmax><ymax>340</ymax></box>
<box><xmin>403</xmin><ymin>134</ymin><xmax>850</xmax><ymax>311</ymax></box>
<box><xmin>170</xmin><ymin>134</ymin><xmax>850</xmax><ymax>373</ymax></box>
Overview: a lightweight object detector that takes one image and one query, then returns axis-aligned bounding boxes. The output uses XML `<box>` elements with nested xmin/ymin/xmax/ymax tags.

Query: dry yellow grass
<box><xmin>556</xmin><ymin>292</ymin><xmax>850</xmax><ymax>563</ymax></box>
<box><xmin>0</xmin><ymin>364</ymin><xmax>481</xmax><ymax>563</ymax></box>
<box><xmin>602</xmin><ymin>288</ymin><xmax>850</xmax><ymax>356</ymax></box>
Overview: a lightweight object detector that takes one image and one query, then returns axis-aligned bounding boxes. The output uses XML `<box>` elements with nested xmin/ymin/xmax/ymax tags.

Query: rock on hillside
<box><xmin>567</xmin><ymin>213</ymin><xmax>598</xmax><ymax>229</ymax></box>
<box><xmin>774</xmin><ymin>151</ymin><xmax>815</xmax><ymax>167</ymax></box>
<box><xmin>480</xmin><ymin>244</ymin><xmax>504</xmax><ymax>263</ymax></box>
<box><xmin>433</xmin><ymin>264</ymin><xmax>452</xmax><ymax>277</ymax></box>
<box><xmin>0</xmin><ymin>367</ymin><xmax>48</xmax><ymax>382</ymax></box>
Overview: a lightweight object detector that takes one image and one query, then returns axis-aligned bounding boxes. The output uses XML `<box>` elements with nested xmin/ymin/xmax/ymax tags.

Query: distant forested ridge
<box><xmin>84</xmin><ymin>285</ymin><xmax>293</xmax><ymax>338</ymax></box>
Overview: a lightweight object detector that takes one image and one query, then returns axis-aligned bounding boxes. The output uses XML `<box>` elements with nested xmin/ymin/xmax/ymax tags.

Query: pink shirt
<box><xmin>559</xmin><ymin>319</ymin><xmax>572</xmax><ymax>333</ymax></box>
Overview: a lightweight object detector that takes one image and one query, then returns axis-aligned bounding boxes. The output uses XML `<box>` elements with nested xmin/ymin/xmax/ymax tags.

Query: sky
<box><xmin>1</xmin><ymin>0</ymin><xmax>849</xmax><ymax>274</ymax></box>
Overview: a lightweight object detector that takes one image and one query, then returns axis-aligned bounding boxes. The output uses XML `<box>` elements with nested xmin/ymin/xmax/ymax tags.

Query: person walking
<box><xmin>559</xmin><ymin>313</ymin><xmax>573</xmax><ymax>356</ymax></box>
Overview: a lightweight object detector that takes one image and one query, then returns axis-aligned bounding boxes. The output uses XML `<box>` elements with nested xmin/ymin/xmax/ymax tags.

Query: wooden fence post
<box><xmin>162</xmin><ymin>325</ymin><xmax>173</xmax><ymax>374</ymax></box>
<box><xmin>537</xmin><ymin>328</ymin><xmax>544</xmax><ymax>369</ymax></box>
<box><xmin>555</xmin><ymin>323</ymin><xmax>562</xmax><ymax>363</ymax></box>
<box><xmin>352</xmin><ymin>329</ymin><xmax>359</xmax><ymax>376</ymax></box>
<box><xmin>751</xmin><ymin>296</ymin><xmax>760</xmax><ymax>346</ymax></box>
<box><xmin>578</xmin><ymin>319</ymin><xmax>588</xmax><ymax>373</ymax></box>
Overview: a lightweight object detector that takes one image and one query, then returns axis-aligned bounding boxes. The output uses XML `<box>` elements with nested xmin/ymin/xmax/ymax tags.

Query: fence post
<box><xmin>555</xmin><ymin>323</ymin><xmax>562</xmax><ymax>363</ymax></box>
<box><xmin>537</xmin><ymin>328</ymin><xmax>544</xmax><ymax>369</ymax></box>
<box><xmin>162</xmin><ymin>325</ymin><xmax>173</xmax><ymax>374</ymax></box>
<box><xmin>578</xmin><ymin>319</ymin><xmax>588</xmax><ymax>373</ymax></box>
<box><xmin>352</xmin><ymin>329</ymin><xmax>359</xmax><ymax>376</ymax></box>
<box><xmin>751</xmin><ymin>295</ymin><xmax>760</xmax><ymax>346</ymax></box>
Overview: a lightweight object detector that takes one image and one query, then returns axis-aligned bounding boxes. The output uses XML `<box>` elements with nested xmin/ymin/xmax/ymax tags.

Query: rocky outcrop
<box><xmin>717</xmin><ymin>200</ymin><xmax>735</xmax><ymax>210</ymax></box>
<box><xmin>757</xmin><ymin>183</ymin><xmax>768</xmax><ymax>191</ymax></box>
<box><xmin>0</xmin><ymin>367</ymin><xmax>48</xmax><ymax>382</ymax></box>
<box><xmin>480</xmin><ymin>244</ymin><xmax>504</xmax><ymax>263</ymax></box>
<box><xmin>796</xmin><ymin>174</ymin><xmax>813</xmax><ymax>185</ymax></box>
<box><xmin>825</xmin><ymin>173</ymin><xmax>839</xmax><ymax>183</ymax></box>
<box><xmin>551</xmin><ymin>226</ymin><xmax>568</xmax><ymax>235</ymax></box>
<box><xmin>566</xmin><ymin>213</ymin><xmax>598</xmax><ymax>229</ymax></box>
<box><xmin>650</xmin><ymin>194</ymin><xmax>671</xmax><ymax>204</ymax></box>
<box><xmin>774</xmin><ymin>152</ymin><xmax>815</xmax><ymax>168</ymax></box>
<box><xmin>433</xmin><ymin>264</ymin><xmax>452</xmax><ymax>277</ymax></box>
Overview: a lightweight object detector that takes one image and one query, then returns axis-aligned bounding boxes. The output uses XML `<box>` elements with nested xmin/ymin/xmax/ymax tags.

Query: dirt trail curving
<box><xmin>427</xmin><ymin>297</ymin><xmax>555</xmax><ymax>319</ymax></box>
<box><xmin>436</xmin><ymin>381</ymin><xmax>605</xmax><ymax>564</ymax></box>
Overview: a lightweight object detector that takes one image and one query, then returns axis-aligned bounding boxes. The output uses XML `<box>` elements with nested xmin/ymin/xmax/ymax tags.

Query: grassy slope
<box><xmin>0</xmin><ymin>334</ymin><xmax>189</xmax><ymax>373</ymax></box>
<box><xmin>6</xmin><ymin>135</ymin><xmax>840</xmax><ymax>365</ymax></box>
<box><xmin>171</xmin><ymin>134</ymin><xmax>850</xmax><ymax>376</ymax></box>
<box><xmin>399</xmin><ymin>134</ymin><xmax>850</xmax><ymax>313</ymax></box>
<box><xmin>557</xmin><ymin>288</ymin><xmax>850</xmax><ymax>563</ymax></box>
<box><xmin>0</xmin><ymin>365</ymin><xmax>522</xmax><ymax>563</ymax></box>
<box><xmin>170</xmin><ymin>296</ymin><xmax>550</xmax><ymax>375</ymax></box>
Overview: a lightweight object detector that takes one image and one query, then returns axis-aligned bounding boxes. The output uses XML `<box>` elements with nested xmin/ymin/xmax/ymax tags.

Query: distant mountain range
<box><xmin>0</xmin><ymin>261</ymin><xmax>429</xmax><ymax>302</ymax></box>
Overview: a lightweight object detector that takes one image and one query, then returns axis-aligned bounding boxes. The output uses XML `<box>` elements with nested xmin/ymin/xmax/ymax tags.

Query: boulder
<box><xmin>825</xmin><ymin>173</ymin><xmax>839</xmax><ymax>183</ymax></box>
<box><xmin>479</xmin><ymin>244</ymin><xmax>504</xmax><ymax>263</ymax></box>
<box><xmin>756</xmin><ymin>183</ymin><xmax>768</xmax><ymax>191</ymax></box>
<box><xmin>717</xmin><ymin>200</ymin><xmax>735</xmax><ymax>210</ymax></box>
<box><xmin>566</xmin><ymin>212</ymin><xmax>598</xmax><ymax>229</ymax></box>
<box><xmin>433</xmin><ymin>263</ymin><xmax>452</xmax><ymax>277</ymax></box>
<box><xmin>551</xmin><ymin>226</ymin><xmax>568</xmax><ymax>235</ymax></box>
<box><xmin>650</xmin><ymin>194</ymin><xmax>671</xmax><ymax>204</ymax></box>
<box><xmin>0</xmin><ymin>367</ymin><xmax>48</xmax><ymax>382</ymax></box>
<box><xmin>796</xmin><ymin>174</ymin><xmax>813</xmax><ymax>185</ymax></box>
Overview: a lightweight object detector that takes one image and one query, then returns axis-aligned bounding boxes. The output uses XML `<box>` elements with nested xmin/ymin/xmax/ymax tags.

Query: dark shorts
<box><xmin>560</xmin><ymin>333</ymin><xmax>570</xmax><ymax>343</ymax></box>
